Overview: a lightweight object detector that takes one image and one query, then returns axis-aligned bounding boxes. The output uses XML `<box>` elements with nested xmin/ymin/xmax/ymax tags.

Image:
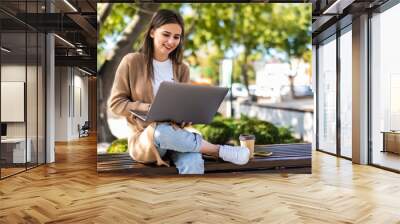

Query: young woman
<box><xmin>109</xmin><ymin>9</ymin><xmax>250</xmax><ymax>174</ymax></box>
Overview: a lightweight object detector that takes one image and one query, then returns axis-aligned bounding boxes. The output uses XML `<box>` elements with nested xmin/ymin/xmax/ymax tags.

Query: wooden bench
<box><xmin>97</xmin><ymin>143</ymin><xmax>311</xmax><ymax>174</ymax></box>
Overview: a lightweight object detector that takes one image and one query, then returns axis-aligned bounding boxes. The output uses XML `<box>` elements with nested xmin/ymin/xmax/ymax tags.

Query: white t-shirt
<box><xmin>152</xmin><ymin>59</ymin><xmax>174</xmax><ymax>96</ymax></box>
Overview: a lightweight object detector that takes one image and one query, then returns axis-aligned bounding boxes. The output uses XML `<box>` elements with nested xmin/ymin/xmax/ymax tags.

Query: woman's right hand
<box><xmin>144</xmin><ymin>103</ymin><xmax>151</xmax><ymax>112</ymax></box>
<box><xmin>180</xmin><ymin>122</ymin><xmax>192</xmax><ymax>128</ymax></box>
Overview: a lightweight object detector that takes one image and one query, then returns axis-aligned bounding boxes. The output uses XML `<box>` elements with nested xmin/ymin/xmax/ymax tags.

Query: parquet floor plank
<box><xmin>1</xmin><ymin>134</ymin><xmax>400</xmax><ymax>223</ymax></box>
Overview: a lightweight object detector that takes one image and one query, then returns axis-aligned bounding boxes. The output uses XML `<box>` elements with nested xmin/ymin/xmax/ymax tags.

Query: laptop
<box><xmin>130</xmin><ymin>82</ymin><xmax>228</xmax><ymax>124</ymax></box>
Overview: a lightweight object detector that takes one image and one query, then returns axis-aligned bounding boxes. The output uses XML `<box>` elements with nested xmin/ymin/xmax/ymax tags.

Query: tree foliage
<box><xmin>98</xmin><ymin>3</ymin><xmax>311</xmax><ymax>77</ymax></box>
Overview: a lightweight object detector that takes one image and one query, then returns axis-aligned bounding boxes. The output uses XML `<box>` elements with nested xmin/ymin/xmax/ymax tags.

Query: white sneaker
<box><xmin>218</xmin><ymin>145</ymin><xmax>250</xmax><ymax>165</ymax></box>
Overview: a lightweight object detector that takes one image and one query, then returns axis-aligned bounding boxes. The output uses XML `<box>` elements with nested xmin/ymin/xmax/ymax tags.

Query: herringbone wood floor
<box><xmin>1</xmin><ymin>134</ymin><xmax>400</xmax><ymax>224</ymax></box>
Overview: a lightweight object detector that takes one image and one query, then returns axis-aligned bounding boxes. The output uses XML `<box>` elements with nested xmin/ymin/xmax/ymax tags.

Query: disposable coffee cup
<box><xmin>239</xmin><ymin>134</ymin><xmax>255</xmax><ymax>159</ymax></box>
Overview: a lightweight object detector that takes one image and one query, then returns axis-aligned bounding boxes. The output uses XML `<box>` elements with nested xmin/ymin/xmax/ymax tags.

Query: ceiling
<box><xmin>1</xmin><ymin>0</ymin><xmax>394</xmax><ymax>74</ymax></box>
<box><xmin>311</xmin><ymin>0</ymin><xmax>389</xmax><ymax>42</ymax></box>
<box><xmin>0</xmin><ymin>0</ymin><xmax>96</xmax><ymax>75</ymax></box>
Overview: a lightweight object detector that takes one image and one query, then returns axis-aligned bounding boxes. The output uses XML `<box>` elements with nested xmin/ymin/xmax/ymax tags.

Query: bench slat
<box><xmin>97</xmin><ymin>143</ymin><xmax>311</xmax><ymax>174</ymax></box>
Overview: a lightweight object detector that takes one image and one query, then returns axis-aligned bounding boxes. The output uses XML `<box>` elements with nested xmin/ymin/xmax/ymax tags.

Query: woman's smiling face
<box><xmin>150</xmin><ymin>23</ymin><xmax>182</xmax><ymax>61</ymax></box>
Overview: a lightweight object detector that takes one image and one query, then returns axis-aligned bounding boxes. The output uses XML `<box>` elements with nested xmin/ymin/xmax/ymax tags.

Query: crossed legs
<box><xmin>153</xmin><ymin>123</ymin><xmax>249</xmax><ymax>174</ymax></box>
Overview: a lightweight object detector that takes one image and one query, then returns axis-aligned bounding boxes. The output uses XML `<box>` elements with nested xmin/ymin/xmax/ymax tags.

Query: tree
<box><xmin>179</xmin><ymin>4</ymin><xmax>311</xmax><ymax>94</ymax></box>
<box><xmin>273</xmin><ymin>4</ymin><xmax>312</xmax><ymax>99</ymax></box>
<box><xmin>177</xmin><ymin>4</ymin><xmax>269</xmax><ymax>89</ymax></box>
<box><xmin>97</xmin><ymin>3</ymin><xmax>113</xmax><ymax>29</ymax></box>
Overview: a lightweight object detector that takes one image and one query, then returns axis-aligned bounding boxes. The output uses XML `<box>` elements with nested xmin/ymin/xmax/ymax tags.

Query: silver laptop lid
<box><xmin>146</xmin><ymin>82</ymin><xmax>228</xmax><ymax>124</ymax></box>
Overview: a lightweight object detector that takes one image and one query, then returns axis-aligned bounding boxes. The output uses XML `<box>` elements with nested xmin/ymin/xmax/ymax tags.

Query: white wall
<box><xmin>1</xmin><ymin>65</ymin><xmax>26</xmax><ymax>146</ymax></box>
<box><xmin>1</xmin><ymin>65</ymin><xmax>34</xmax><ymax>138</ymax></box>
<box><xmin>74</xmin><ymin>72</ymin><xmax>89</xmax><ymax>135</ymax></box>
<box><xmin>55</xmin><ymin>66</ymin><xmax>68</xmax><ymax>141</ymax></box>
<box><xmin>54</xmin><ymin>67</ymin><xmax>89</xmax><ymax>141</ymax></box>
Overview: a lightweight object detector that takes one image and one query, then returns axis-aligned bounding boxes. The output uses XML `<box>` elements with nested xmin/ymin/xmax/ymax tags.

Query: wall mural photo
<box><xmin>97</xmin><ymin>2</ymin><xmax>313</xmax><ymax>175</ymax></box>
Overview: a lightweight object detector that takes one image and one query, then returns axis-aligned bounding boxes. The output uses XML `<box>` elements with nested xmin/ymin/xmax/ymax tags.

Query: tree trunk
<box><xmin>288</xmin><ymin>75</ymin><xmax>295</xmax><ymax>100</ymax></box>
<box><xmin>97</xmin><ymin>3</ymin><xmax>113</xmax><ymax>28</ymax></box>
<box><xmin>286</xmin><ymin>49</ymin><xmax>295</xmax><ymax>100</ymax></box>
<box><xmin>241</xmin><ymin>52</ymin><xmax>250</xmax><ymax>91</ymax></box>
<box><xmin>97</xmin><ymin>3</ymin><xmax>160</xmax><ymax>143</ymax></box>
<box><xmin>287</xmin><ymin>58</ymin><xmax>300</xmax><ymax>100</ymax></box>
<box><xmin>241</xmin><ymin>51</ymin><xmax>259</xmax><ymax>101</ymax></box>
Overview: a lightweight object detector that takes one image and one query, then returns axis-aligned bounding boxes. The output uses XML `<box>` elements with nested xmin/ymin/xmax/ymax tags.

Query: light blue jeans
<box><xmin>153</xmin><ymin>123</ymin><xmax>204</xmax><ymax>174</ymax></box>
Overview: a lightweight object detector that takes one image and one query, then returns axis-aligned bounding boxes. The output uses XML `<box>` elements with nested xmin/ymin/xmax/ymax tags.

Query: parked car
<box><xmin>294</xmin><ymin>85</ymin><xmax>313</xmax><ymax>97</ymax></box>
<box><xmin>231</xmin><ymin>83</ymin><xmax>249</xmax><ymax>98</ymax></box>
<box><xmin>247</xmin><ymin>84</ymin><xmax>274</xmax><ymax>98</ymax></box>
<box><xmin>255</xmin><ymin>86</ymin><xmax>273</xmax><ymax>98</ymax></box>
<box><xmin>249</xmin><ymin>84</ymin><xmax>257</xmax><ymax>96</ymax></box>
<box><xmin>280</xmin><ymin>85</ymin><xmax>313</xmax><ymax>98</ymax></box>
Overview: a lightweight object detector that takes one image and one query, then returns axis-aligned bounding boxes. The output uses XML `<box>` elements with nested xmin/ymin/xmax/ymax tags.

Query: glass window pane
<box><xmin>371</xmin><ymin>4</ymin><xmax>400</xmax><ymax>171</ymax></box>
<box><xmin>27</xmin><ymin>31</ymin><xmax>38</xmax><ymax>169</ymax></box>
<box><xmin>340</xmin><ymin>28</ymin><xmax>352</xmax><ymax>158</ymax></box>
<box><xmin>0</xmin><ymin>0</ymin><xmax>46</xmax><ymax>179</ymax></box>
<box><xmin>1</xmin><ymin>25</ymin><xmax>27</xmax><ymax>178</ymax></box>
<box><xmin>38</xmin><ymin>32</ymin><xmax>45</xmax><ymax>165</ymax></box>
<box><xmin>318</xmin><ymin>36</ymin><xmax>337</xmax><ymax>154</ymax></box>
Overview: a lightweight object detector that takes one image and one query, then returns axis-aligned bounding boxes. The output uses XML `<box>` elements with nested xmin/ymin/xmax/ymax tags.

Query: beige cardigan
<box><xmin>108</xmin><ymin>52</ymin><xmax>190</xmax><ymax>166</ymax></box>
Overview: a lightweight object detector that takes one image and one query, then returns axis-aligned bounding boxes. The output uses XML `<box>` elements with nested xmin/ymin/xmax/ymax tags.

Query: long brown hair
<box><xmin>139</xmin><ymin>9</ymin><xmax>185</xmax><ymax>81</ymax></box>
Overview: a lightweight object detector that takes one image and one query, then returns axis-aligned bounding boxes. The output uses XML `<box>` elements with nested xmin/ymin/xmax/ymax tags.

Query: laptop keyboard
<box><xmin>130</xmin><ymin>110</ymin><xmax>148</xmax><ymax>121</ymax></box>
